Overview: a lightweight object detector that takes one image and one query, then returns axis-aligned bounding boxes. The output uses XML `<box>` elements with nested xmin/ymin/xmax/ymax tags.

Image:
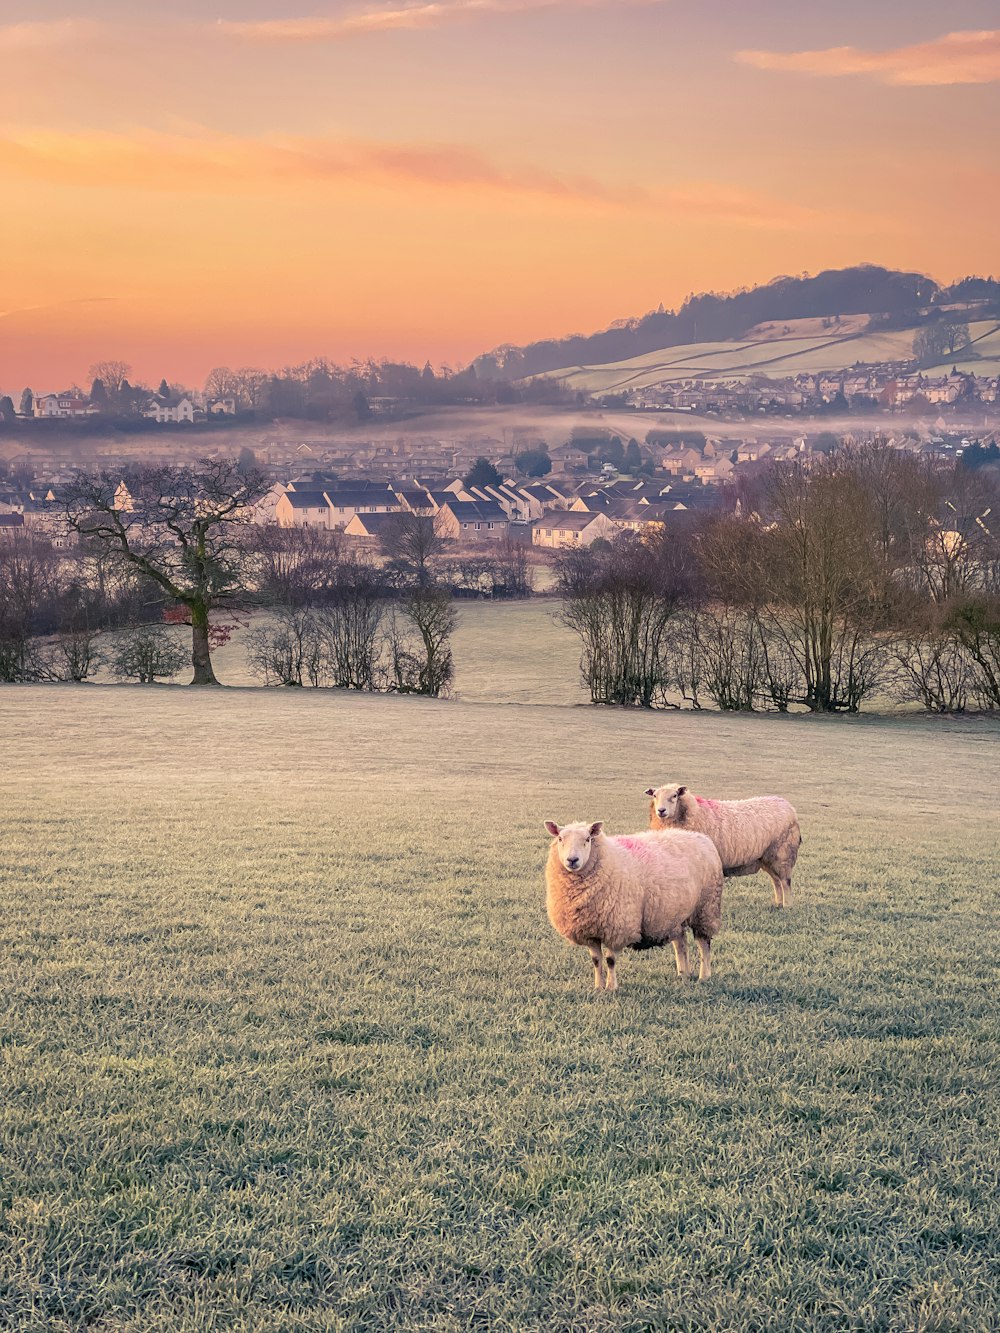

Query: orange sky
<box><xmin>2</xmin><ymin>1</ymin><xmax>999</xmax><ymax>391</ymax></box>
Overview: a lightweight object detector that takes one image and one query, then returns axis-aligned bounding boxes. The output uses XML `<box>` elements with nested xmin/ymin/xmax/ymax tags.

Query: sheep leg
<box><xmin>671</xmin><ymin>932</ymin><xmax>691</xmax><ymax>979</ymax></box>
<box><xmin>693</xmin><ymin>934</ymin><xmax>712</xmax><ymax>982</ymax></box>
<box><xmin>603</xmin><ymin>945</ymin><xmax>619</xmax><ymax>992</ymax></box>
<box><xmin>763</xmin><ymin>865</ymin><xmax>785</xmax><ymax>908</ymax></box>
<box><xmin>587</xmin><ymin>942</ymin><xmax>606</xmax><ymax>990</ymax></box>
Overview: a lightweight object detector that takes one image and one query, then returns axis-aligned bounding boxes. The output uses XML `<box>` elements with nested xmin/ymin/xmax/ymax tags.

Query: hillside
<box><xmin>524</xmin><ymin>317</ymin><xmax>1000</xmax><ymax>396</ymax></box>
<box><xmin>474</xmin><ymin>266</ymin><xmax>1000</xmax><ymax>383</ymax></box>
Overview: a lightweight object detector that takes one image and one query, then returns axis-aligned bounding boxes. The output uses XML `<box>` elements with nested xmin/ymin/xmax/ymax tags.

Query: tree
<box><xmin>89</xmin><ymin>360</ymin><xmax>131</xmax><ymax>398</ymax></box>
<box><xmin>390</xmin><ymin>586</ymin><xmax>456</xmax><ymax>696</ymax></box>
<box><xmin>514</xmin><ymin>447</ymin><xmax>551</xmax><ymax>477</ymax></box>
<box><xmin>0</xmin><ymin>396</ymin><xmax>15</xmax><ymax>422</ymax></box>
<box><xmin>463</xmin><ymin>457</ymin><xmax>502</xmax><ymax>490</ymax></box>
<box><xmin>89</xmin><ymin>378</ymin><xmax>109</xmax><ymax>410</ymax></box>
<box><xmin>352</xmin><ymin>391</ymin><xmax>371</xmax><ymax>421</ymax></box>
<box><xmin>157</xmin><ymin>378</ymin><xmax>171</xmax><ymax>399</ymax></box>
<box><xmin>110</xmin><ymin>626</ymin><xmax>188</xmax><ymax>684</ymax></box>
<box><xmin>63</xmin><ymin>460</ymin><xmax>271</xmax><ymax>685</ymax></box>
<box><xmin>379</xmin><ymin>512</ymin><xmax>441</xmax><ymax>587</ymax></box>
<box><xmin>19</xmin><ymin>389</ymin><xmax>33</xmax><ymax>417</ymax></box>
<box><xmin>623</xmin><ymin>439</ymin><xmax>642</xmax><ymax>473</ymax></box>
<box><xmin>234</xmin><ymin>368</ymin><xmax>267</xmax><ymax>410</ymax></box>
<box><xmin>943</xmin><ymin>318</ymin><xmax>971</xmax><ymax>356</ymax></box>
<box><xmin>557</xmin><ymin>530</ymin><xmax>692</xmax><ymax>707</ymax></box>
<box><xmin>205</xmin><ymin>367</ymin><xmax>239</xmax><ymax>402</ymax></box>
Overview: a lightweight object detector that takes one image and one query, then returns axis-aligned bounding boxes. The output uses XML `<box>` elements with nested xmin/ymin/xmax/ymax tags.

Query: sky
<box><xmin>1</xmin><ymin>0</ymin><xmax>999</xmax><ymax>391</ymax></box>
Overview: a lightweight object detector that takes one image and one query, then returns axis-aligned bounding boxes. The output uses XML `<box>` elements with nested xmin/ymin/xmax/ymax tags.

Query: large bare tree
<box><xmin>88</xmin><ymin>360</ymin><xmax>132</xmax><ymax>397</ymax></box>
<box><xmin>63</xmin><ymin>459</ymin><xmax>270</xmax><ymax>685</ymax></box>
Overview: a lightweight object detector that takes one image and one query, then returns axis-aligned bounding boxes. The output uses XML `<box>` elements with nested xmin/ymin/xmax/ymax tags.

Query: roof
<box><xmin>0</xmin><ymin>513</ymin><xmax>24</xmax><ymax>527</ymax></box>
<box><xmin>284</xmin><ymin>491</ymin><xmax>329</xmax><ymax>509</ymax></box>
<box><xmin>439</xmin><ymin>500</ymin><xmax>508</xmax><ymax>521</ymax></box>
<box><xmin>326</xmin><ymin>492</ymin><xmax>400</xmax><ymax>510</ymax></box>
<box><xmin>533</xmin><ymin>510</ymin><xmax>605</xmax><ymax>531</ymax></box>
<box><xmin>345</xmin><ymin>512</ymin><xmax>413</xmax><ymax>535</ymax></box>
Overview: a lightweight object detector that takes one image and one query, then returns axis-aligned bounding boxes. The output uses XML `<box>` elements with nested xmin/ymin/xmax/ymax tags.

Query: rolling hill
<box><xmin>473</xmin><ymin>266</ymin><xmax>1000</xmax><ymax>388</ymax></box>
<box><xmin>527</xmin><ymin>318</ymin><xmax>1000</xmax><ymax>396</ymax></box>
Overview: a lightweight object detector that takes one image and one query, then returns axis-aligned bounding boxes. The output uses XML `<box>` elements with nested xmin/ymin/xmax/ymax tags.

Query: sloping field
<box><xmin>2</xmin><ymin>683</ymin><xmax>999</xmax><ymax>1330</ymax></box>
<box><xmin>919</xmin><ymin>321</ymin><xmax>1000</xmax><ymax>378</ymax></box>
<box><xmin>541</xmin><ymin>327</ymin><xmax>923</xmax><ymax>393</ymax></box>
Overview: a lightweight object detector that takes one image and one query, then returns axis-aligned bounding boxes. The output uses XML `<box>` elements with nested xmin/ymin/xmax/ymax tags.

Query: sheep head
<box><xmin>645</xmin><ymin>784</ymin><xmax>687</xmax><ymax>823</ymax></box>
<box><xmin>544</xmin><ymin>820</ymin><xmax>603</xmax><ymax>873</ymax></box>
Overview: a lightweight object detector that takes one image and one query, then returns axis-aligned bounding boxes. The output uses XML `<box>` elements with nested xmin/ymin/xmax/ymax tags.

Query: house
<box><xmin>250</xmin><ymin>483</ymin><xmax>287</xmax><ymax>525</ymax></box>
<box><xmin>660</xmin><ymin>447</ymin><xmax>702</xmax><ymax>476</ymax></box>
<box><xmin>32</xmin><ymin>393</ymin><xmax>94</xmax><ymax>419</ymax></box>
<box><xmin>325</xmin><ymin>490</ymin><xmax>400</xmax><ymax>529</ymax></box>
<box><xmin>0</xmin><ymin>513</ymin><xmax>25</xmax><ymax>538</ymax></box>
<box><xmin>274</xmin><ymin>490</ymin><xmax>331</xmax><ymax>529</ymax></box>
<box><xmin>208</xmin><ymin>398</ymin><xmax>237</xmax><ymax>415</ymax></box>
<box><xmin>531</xmin><ymin>510</ymin><xmax>616</xmax><ymax>549</ymax></box>
<box><xmin>343</xmin><ymin>511</ymin><xmax>416</xmax><ymax>543</ymax></box>
<box><xmin>433</xmin><ymin>500</ymin><xmax>509</xmax><ymax>542</ymax></box>
<box><xmin>145</xmin><ymin>396</ymin><xmax>197</xmax><ymax>424</ymax></box>
<box><xmin>395</xmin><ymin>489</ymin><xmax>437</xmax><ymax>514</ymax></box>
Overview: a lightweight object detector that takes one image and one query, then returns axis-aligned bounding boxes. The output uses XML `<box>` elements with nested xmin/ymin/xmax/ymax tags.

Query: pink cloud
<box><xmin>738</xmin><ymin>28</ymin><xmax>1000</xmax><ymax>87</ymax></box>
<box><xmin>215</xmin><ymin>0</ymin><xmax>660</xmax><ymax>42</ymax></box>
<box><xmin>0</xmin><ymin>126</ymin><xmax>861</xmax><ymax>231</ymax></box>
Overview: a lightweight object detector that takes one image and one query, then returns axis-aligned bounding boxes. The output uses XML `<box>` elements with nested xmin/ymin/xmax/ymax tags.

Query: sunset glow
<box><xmin>3</xmin><ymin>0</ymin><xmax>999</xmax><ymax>389</ymax></box>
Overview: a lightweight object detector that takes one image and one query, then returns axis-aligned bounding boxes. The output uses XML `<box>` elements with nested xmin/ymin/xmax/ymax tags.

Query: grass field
<box><xmin>196</xmin><ymin>599</ymin><xmax>587</xmax><ymax>706</ymax></box>
<box><xmin>538</xmin><ymin>327</ymin><xmax>931</xmax><ymax>394</ymax></box>
<box><xmin>2</xmin><ymin>681</ymin><xmax>999</xmax><ymax>1330</ymax></box>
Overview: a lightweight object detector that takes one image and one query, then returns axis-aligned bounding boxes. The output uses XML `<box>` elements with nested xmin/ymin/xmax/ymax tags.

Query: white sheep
<box><xmin>644</xmin><ymin>783</ymin><xmax>801</xmax><ymax>908</ymax></box>
<box><xmin>543</xmin><ymin>819</ymin><xmax>724</xmax><ymax>991</ymax></box>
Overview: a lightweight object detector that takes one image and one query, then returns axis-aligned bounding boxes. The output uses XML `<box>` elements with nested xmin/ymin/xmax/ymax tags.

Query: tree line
<box><xmin>557</xmin><ymin>442</ymin><xmax>1000</xmax><ymax>713</ymax></box>
<box><xmin>0</xmin><ymin>463</ymin><xmax>531</xmax><ymax>693</ymax></box>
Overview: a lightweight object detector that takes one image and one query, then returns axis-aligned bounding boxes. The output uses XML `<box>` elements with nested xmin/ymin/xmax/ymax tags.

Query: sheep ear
<box><xmin>644</xmin><ymin>787</ymin><xmax>656</xmax><ymax>797</ymax></box>
<box><xmin>544</xmin><ymin>820</ymin><xmax>560</xmax><ymax>837</ymax></box>
<box><xmin>589</xmin><ymin>821</ymin><xmax>603</xmax><ymax>838</ymax></box>
<box><xmin>677</xmin><ymin>786</ymin><xmax>687</xmax><ymax>796</ymax></box>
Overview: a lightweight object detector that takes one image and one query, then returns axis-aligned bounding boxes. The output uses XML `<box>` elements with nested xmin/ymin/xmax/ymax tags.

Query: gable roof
<box><xmin>534</xmin><ymin>510</ymin><xmax>605</xmax><ymax>531</ymax></box>
<box><xmin>439</xmin><ymin>500</ymin><xmax>508</xmax><ymax>522</ymax></box>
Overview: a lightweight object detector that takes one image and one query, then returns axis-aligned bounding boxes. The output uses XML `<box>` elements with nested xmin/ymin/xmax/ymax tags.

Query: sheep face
<box><xmin>644</xmin><ymin>784</ymin><xmax>686</xmax><ymax>822</ymax></box>
<box><xmin>544</xmin><ymin>820</ymin><xmax>603</xmax><ymax>873</ymax></box>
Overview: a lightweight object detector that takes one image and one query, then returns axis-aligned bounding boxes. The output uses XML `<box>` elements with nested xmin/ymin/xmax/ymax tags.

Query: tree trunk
<box><xmin>190</xmin><ymin>601</ymin><xmax>219</xmax><ymax>686</ymax></box>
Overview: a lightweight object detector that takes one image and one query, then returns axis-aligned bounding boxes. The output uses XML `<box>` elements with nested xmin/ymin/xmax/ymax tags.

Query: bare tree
<box><xmin>389</xmin><ymin>586</ymin><xmax>457</xmax><ymax>696</ymax></box>
<box><xmin>63</xmin><ymin>460</ymin><xmax>271</xmax><ymax>685</ymax></box>
<box><xmin>88</xmin><ymin>360</ymin><xmax>132</xmax><ymax>397</ymax></box>
<box><xmin>254</xmin><ymin>525</ymin><xmax>342</xmax><ymax>605</ymax></box>
<box><xmin>380</xmin><ymin>512</ymin><xmax>442</xmax><ymax>588</ymax></box>
<box><xmin>204</xmin><ymin>367</ymin><xmax>240</xmax><ymax>402</ymax></box>
<box><xmin>557</xmin><ymin>530</ymin><xmax>691</xmax><ymax>707</ymax></box>
<box><xmin>233</xmin><ymin>368</ymin><xmax>268</xmax><ymax>410</ymax></box>
<box><xmin>110</xmin><ymin>627</ymin><xmax>188</xmax><ymax>684</ymax></box>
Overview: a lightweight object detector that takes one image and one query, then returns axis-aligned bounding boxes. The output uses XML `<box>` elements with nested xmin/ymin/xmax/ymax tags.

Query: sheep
<box><xmin>644</xmin><ymin>783</ymin><xmax>801</xmax><ymax>908</ymax></box>
<box><xmin>543</xmin><ymin>819</ymin><xmax>724</xmax><ymax>991</ymax></box>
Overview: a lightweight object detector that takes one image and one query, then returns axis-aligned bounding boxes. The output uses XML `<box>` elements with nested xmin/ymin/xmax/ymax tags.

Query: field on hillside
<box><xmin>540</xmin><ymin>327</ymin><xmax>929</xmax><ymax>394</ymax></box>
<box><xmin>2</xmin><ymin>684</ymin><xmax>999</xmax><ymax>1331</ymax></box>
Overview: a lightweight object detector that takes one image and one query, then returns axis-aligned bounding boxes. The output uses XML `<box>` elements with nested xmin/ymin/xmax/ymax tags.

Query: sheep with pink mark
<box><xmin>543</xmin><ymin>819</ymin><xmax>724</xmax><ymax>991</ymax></box>
<box><xmin>644</xmin><ymin>783</ymin><xmax>801</xmax><ymax>908</ymax></box>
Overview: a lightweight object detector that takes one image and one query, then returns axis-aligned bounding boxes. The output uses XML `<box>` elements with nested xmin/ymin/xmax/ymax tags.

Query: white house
<box><xmin>145</xmin><ymin>396</ymin><xmax>196</xmax><ymax>424</ymax></box>
<box><xmin>33</xmin><ymin>394</ymin><xmax>94</xmax><ymax>419</ymax></box>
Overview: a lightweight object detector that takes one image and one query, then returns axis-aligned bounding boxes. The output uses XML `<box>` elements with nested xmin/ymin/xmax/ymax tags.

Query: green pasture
<box><xmin>2</xmin><ymin>679</ymin><xmax>999</xmax><ymax>1330</ymax></box>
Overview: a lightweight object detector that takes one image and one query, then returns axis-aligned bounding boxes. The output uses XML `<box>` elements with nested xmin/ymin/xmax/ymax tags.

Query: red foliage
<box><xmin>162</xmin><ymin>605</ymin><xmax>247</xmax><ymax>648</ymax></box>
